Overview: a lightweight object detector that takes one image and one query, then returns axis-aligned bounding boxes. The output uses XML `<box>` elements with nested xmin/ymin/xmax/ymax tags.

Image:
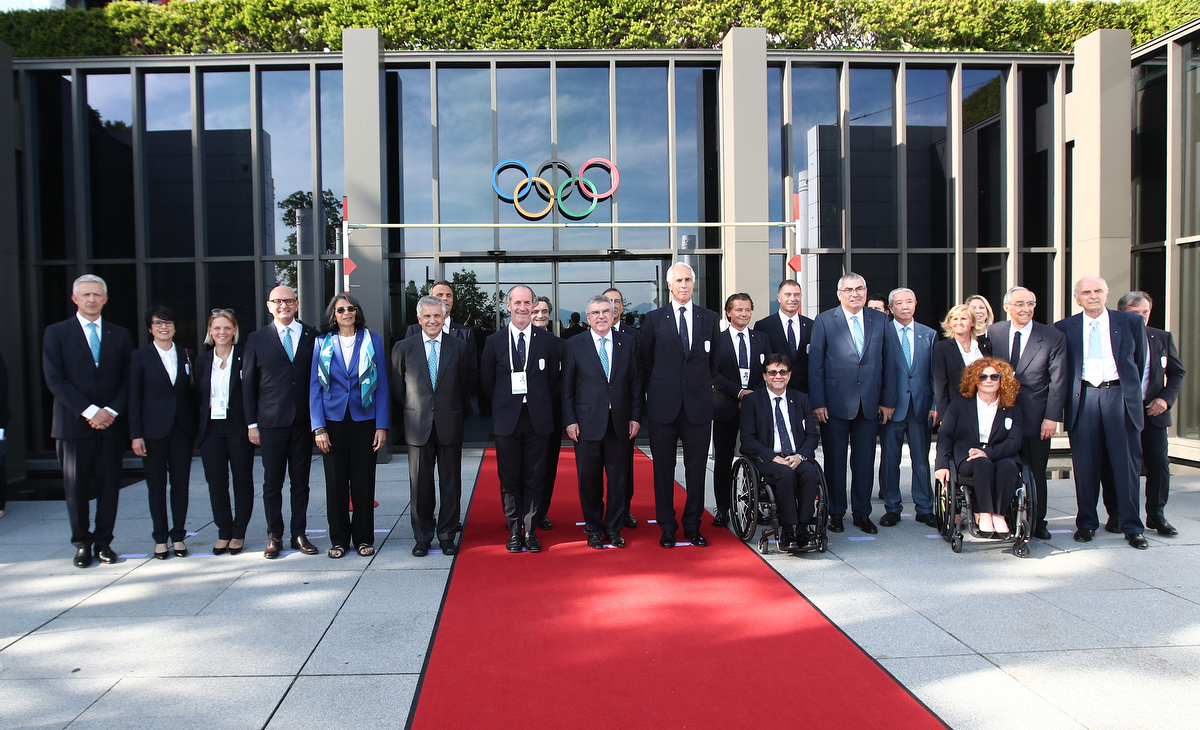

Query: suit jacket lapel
<box><xmin>988</xmin><ymin>407</ymin><xmax>1010</xmax><ymax>443</ymax></box>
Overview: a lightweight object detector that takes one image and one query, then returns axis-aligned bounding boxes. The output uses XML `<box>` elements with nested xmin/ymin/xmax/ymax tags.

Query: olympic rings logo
<box><xmin>491</xmin><ymin>158</ymin><xmax>620</xmax><ymax>220</ymax></box>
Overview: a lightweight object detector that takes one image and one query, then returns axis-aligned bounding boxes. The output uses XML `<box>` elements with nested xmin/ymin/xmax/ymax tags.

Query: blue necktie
<box><xmin>679</xmin><ymin>306</ymin><xmax>690</xmax><ymax>357</ymax></box>
<box><xmin>774</xmin><ymin>396</ymin><xmax>794</xmax><ymax>456</ymax></box>
<box><xmin>738</xmin><ymin>332</ymin><xmax>748</xmax><ymax>369</ymax></box>
<box><xmin>514</xmin><ymin>332</ymin><xmax>526</xmax><ymax>371</ymax></box>
<box><xmin>851</xmin><ymin>315</ymin><xmax>864</xmax><ymax>358</ymax></box>
<box><xmin>1088</xmin><ymin>321</ymin><xmax>1102</xmax><ymax>359</ymax></box>
<box><xmin>283</xmin><ymin>327</ymin><xmax>295</xmax><ymax>362</ymax></box>
<box><xmin>87</xmin><ymin>322</ymin><xmax>101</xmax><ymax>366</ymax></box>
<box><xmin>901</xmin><ymin>326</ymin><xmax>912</xmax><ymax>368</ymax></box>
<box><xmin>427</xmin><ymin>339</ymin><xmax>438</xmax><ymax>389</ymax></box>
<box><xmin>599</xmin><ymin>337</ymin><xmax>610</xmax><ymax>380</ymax></box>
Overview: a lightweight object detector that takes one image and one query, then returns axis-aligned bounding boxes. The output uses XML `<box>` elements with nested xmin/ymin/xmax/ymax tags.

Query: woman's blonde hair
<box><xmin>940</xmin><ymin>304</ymin><xmax>974</xmax><ymax>339</ymax></box>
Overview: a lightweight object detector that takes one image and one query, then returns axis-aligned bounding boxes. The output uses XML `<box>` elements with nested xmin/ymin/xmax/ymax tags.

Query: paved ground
<box><xmin>1</xmin><ymin>446</ymin><xmax>1197</xmax><ymax>729</ymax></box>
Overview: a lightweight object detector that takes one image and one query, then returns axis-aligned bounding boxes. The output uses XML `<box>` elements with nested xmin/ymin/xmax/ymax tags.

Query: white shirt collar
<box><xmin>590</xmin><ymin>328</ymin><xmax>613</xmax><ymax>346</ymax></box>
<box><xmin>76</xmin><ymin>312</ymin><xmax>102</xmax><ymax>330</ymax></box>
<box><xmin>892</xmin><ymin>318</ymin><xmax>913</xmax><ymax>333</ymax></box>
<box><xmin>672</xmin><ymin>298</ymin><xmax>692</xmax><ymax>315</ymax></box>
<box><xmin>508</xmin><ymin>322</ymin><xmax>533</xmax><ymax>339</ymax></box>
<box><xmin>1011</xmin><ymin>320</ymin><xmax>1033</xmax><ymax>338</ymax></box>
<box><xmin>273</xmin><ymin>319</ymin><xmax>297</xmax><ymax>336</ymax></box>
<box><xmin>1083</xmin><ymin>308</ymin><xmax>1109</xmax><ymax>329</ymax></box>
<box><xmin>841</xmin><ymin>306</ymin><xmax>862</xmax><ymax>322</ymax></box>
<box><xmin>424</xmin><ymin>331</ymin><xmax>443</xmax><ymax>346</ymax></box>
<box><xmin>777</xmin><ymin>310</ymin><xmax>799</xmax><ymax>326</ymax></box>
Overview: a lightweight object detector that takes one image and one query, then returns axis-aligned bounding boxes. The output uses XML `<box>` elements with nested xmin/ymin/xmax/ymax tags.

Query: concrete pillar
<box><xmin>1067</xmin><ymin>29</ymin><xmax>1132</xmax><ymax>308</ymax></box>
<box><xmin>0</xmin><ymin>43</ymin><xmax>26</xmax><ymax>482</ymax></box>
<box><xmin>720</xmin><ymin>28</ymin><xmax>771</xmax><ymax>314</ymax></box>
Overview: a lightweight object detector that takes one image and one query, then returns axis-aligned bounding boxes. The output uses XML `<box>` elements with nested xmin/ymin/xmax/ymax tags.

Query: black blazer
<box><xmin>1145</xmin><ymin>326</ymin><xmax>1186</xmax><ymax>429</ymax></box>
<box><xmin>129</xmin><ymin>344</ymin><xmax>197</xmax><ymax>441</ymax></box>
<box><xmin>404</xmin><ymin>320</ymin><xmax>476</xmax><ymax>415</ymax></box>
<box><xmin>480</xmin><ymin>326</ymin><xmax>561</xmax><ymax>437</ymax></box>
<box><xmin>1054</xmin><ymin>309</ymin><xmax>1146</xmax><ymax>432</ymax></box>
<box><xmin>639</xmin><ymin>302</ymin><xmax>722</xmax><ymax>425</ymax></box>
<box><xmin>753</xmin><ymin>312</ymin><xmax>812</xmax><ymax>393</ymax></box>
<box><xmin>739</xmin><ymin>387</ymin><xmax>820</xmax><ymax>463</ymax></box>
<box><xmin>42</xmin><ymin>317</ymin><xmax>134</xmax><ymax>441</ymax></box>
<box><xmin>561</xmin><ymin>329</ymin><xmax>643</xmax><ymax>440</ymax></box>
<box><xmin>986</xmin><ymin>321</ymin><xmax>1067</xmax><ymax>432</ymax></box>
<box><xmin>712</xmin><ymin>327</ymin><xmax>770</xmax><ymax>422</ymax></box>
<box><xmin>390</xmin><ymin>333</ymin><xmax>474</xmax><ymax>446</ymax></box>
<box><xmin>935</xmin><ymin>394</ymin><xmax>1024</xmax><ymax>471</ymax></box>
<box><xmin>241</xmin><ymin>321</ymin><xmax>318</xmax><ymax>429</ymax></box>
<box><xmin>195</xmin><ymin>346</ymin><xmax>247</xmax><ymax>443</ymax></box>
<box><xmin>931</xmin><ymin>336</ymin><xmax>990</xmax><ymax>415</ymax></box>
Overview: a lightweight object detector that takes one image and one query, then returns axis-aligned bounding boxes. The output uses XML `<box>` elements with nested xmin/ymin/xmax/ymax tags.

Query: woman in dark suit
<box><xmin>532</xmin><ymin>295</ymin><xmax>564</xmax><ymax>530</ymax></box>
<box><xmin>935</xmin><ymin>357</ymin><xmax>1024</xmax><ymax>537</ymax></box>
<box><xmin>932</xmin><ymin>303</ymin><xmax>991</xmax><ymax>416</ymax></box>
<box><xmin>310</xmin><ymin>294</ymin><xmax>390</xmax><ymax>558</ymax></box>
<box><xmin>129</xmin><ymin>306</ymin><xmax>196</xmax><ymax>559</ymax></box>
<box><xmin>196</xmin><ymin>309</ymin><xmax>254</xmax><ymax>555</ymax></box>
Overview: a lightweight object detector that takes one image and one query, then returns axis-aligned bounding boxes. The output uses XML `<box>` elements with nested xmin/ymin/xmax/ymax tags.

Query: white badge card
<box><xmin>211</xmin><ymin>399</ymin><xmax>228</xmax><ymax>420</ymax></box>
<box><xmin>739</xmin><ymin>368</ymin><xmax>751</xmax><ymax>388</ymax></box>
<box><xmin>511</xmin><ymin>371</ymin><xmax>528</xmax><ymax>395</ymax></box>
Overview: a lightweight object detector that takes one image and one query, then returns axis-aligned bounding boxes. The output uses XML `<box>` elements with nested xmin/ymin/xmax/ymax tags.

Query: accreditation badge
<box><xmin>511</xmin><ymin>371</ymin><xmax>528</xmax><ymax>395</ymax></box>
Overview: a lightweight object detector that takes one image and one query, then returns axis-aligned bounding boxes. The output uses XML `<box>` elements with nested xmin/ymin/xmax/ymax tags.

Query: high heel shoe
<box><xmin>228</xmin><ymin>538</ymin><xmax>244</xmax><ymax>555</ymax></box>
<box><xmin>212</xmin><ymin>540</ymin><xmax>229</xmax><ymax>555</ymax></box>
<box><xmin>172</xmin><ymin>541</ymin><xmax>188</xmax><ymax>557</ymax></box>
<box><xmin>153</xmin><ymin>543</ymin><xmax>169</xmax><ymax>560</ymax></box>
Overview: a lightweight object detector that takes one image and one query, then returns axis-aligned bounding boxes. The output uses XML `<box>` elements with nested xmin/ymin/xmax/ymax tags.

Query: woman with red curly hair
<box><xmin>935</xmin><ymin>357</ymin><xmax>1024</xmax><ymax>537</ymax></box>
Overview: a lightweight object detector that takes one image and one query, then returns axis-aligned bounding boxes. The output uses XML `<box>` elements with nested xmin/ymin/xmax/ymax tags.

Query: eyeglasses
<box><xmin>268</xmin><ymin>298</ymin><xmax>298</xmax><ymax>306</ymax></box>
<box><xmin>978</xmin><ymin>372</ymin><xmax>1002</xmax><ymax>382</ymax></box>
<box><xmin>765</xmin><ymin>369</ymin><xmax>791</xmax><ymax>377</ymax></box>
<box><xmin>1009</xmin><ymin>300</ymin><xmax>1036</xmax><ymax>309</ymax></box>
<box><xmin>335</xmin><ymin>306</ymin><xmax>358</xmax><ymax>314</ymax></box>
<box><xmin>211</xmin><ymin>308</ymin><xmax>236</xmax><ymax>315</ymax></box>
<box><xmin>839</xmin><ymin>286</ymin><xmax>867</xmax><ymax>294</ymax></box>
<box><xmin>586</xmin><ymin>310</ymin><xmax>611</xmax><ymax>317</ymax></box>
<box><xmin>150</xmin><ymin>319</ymin><xmax>174</xmax><ymax>327</ymax></box>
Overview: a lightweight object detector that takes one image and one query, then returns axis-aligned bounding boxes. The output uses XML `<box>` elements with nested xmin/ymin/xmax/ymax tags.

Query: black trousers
<box><xmin>820</xmin><ymin>408</ymin><xmax>880</xmax><ymax>518</ymax></box>
<box><xmin>757</xmin><ymin>458</ymin><xmax>820</xmax><ymax>525</ymax></box>
<box><xmin>1070</xmin><ymin>386</ymin><xmax>1143</xmax><ymax>535</ymax></box>
<box><xmin>1019</xmin><ymin>433</ymin><xmax>1052</xmax><ymax>530</ymax></box>
<box><xmin>408</xmin><ymin>424</ymin><xmax>464</xmax><ymax>543</ymax></box>
<box><xmin>258</xmin><ymin>420</ymin><xmax>314</xmax><ymax>539</ymax></box>
<box><xmin>1101</xmin><ymin>423</ymin><xmax>1171</xmax><ymax>522</ymax></box>
<box><xmin>142</xmin><ymin>421</ymin><xmax>194</xmax><ymax>544</ymax></box>
<box><xmin>711</xmin><ymin>416</ymin><xmax>739</xmax><ymax>513</ymax></box>
<box><xmin>538</xmin><ymin>428</ymin><xmax>563</xmax><ymax>520</ymax></box>
<box><xmin>648</xmin><ymin>413</ymin><xmax>710</xmax><ymax>534</ymax></box>
<box><xmin>959</xmin><ymin>456</ymin><xmax>1020</xmax><ymax>515</ymax></box>
<box><xmin>57</xmin><ymin>432</ymin><xmax>123</xmax><ymax>549</ymax></box>
<box><xmin>322</xmin><ymin>414</ymin><xmax>377</xmax><ymax>548</ymax></box>
<box><xmin>494</xmin><ymin>408</ymin><xmax>547</xmax><ymax>534</ymax></box>
<box><xmin>199</xmin><ymin>418</ymin><xmax>255</xmax><ymax>541</ymax></box>
<box><xmin>575</xmin><ymin>417</ymin><xmax>631</xmax><ymax>535</ymax></box>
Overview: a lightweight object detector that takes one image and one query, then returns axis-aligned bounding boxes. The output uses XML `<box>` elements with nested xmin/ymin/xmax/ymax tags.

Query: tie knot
<box><xmin>679</xmin><ymin>306</ymin><xmax>686</xmax><ymax>315</ymax></box>
<box><xmin>600</xmin><ymin>337</ymin><xmax>607</xmax><ymax>345</ymax></box>
<box><xmin>88</xmin><ymin>322</ymin><xmax>97</xmax><ymax>330</ymax></box>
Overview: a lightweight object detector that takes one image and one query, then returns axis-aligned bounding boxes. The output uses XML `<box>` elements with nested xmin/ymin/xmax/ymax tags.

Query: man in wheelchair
<box><xmin>739</xmin><ymin>354</ymin><xmax>821</xmax><ymax>551</ymax></box>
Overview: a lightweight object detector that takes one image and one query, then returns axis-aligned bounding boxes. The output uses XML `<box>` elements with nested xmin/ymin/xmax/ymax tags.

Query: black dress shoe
<box><xmin>228</xmin><ymin>539</ymin><xmax>244</xmax><ymax>555</ymax></box>
<box><xmin>624</xmin><ymin>514</ymin><xmax>638</xmax><ymax>529</ymax></box>
<box><xmin>1104</xmin><ymin>516</ymin><xmax>1121</xmax><ymax>534</ymax></box>
<box><xmin>660</xmin><ymin>531</ymin><xmax>676</xmax><ymax>548</ymax></box>
<box><xmin>1126</xmin><ymin>533</ymin><xmax>1149</xmax><ymax>549</ymax></box>
<box><xmin>506</xmin><ymin>530</ymin><xmax>523</xmax><ymax>553</ymax></box>
<box><xmin>153</xmin><ymin>548</ymin><xmax>170</xmax><ymax>560</ymax></box>
<box><xmin>96</xmin><ymin>547</ymin><xmax>118</xmax><ymax>564</ymax></box>
<box><xmin>171</xmin><ymin>542</ymin><xmax>188</xmax><ymax>558</ymax></box>
<box><xmin>264</xmin><ymin>537</ymin><xmax>282</xmax><ymax>559</ymax></box>
<box><xmin>439</xmin><ymin>538</ymin><xmax>458</xmax><ymax>556</ymax></box>
<box><xmin>538</xmin><ymin>516</ymin><xmax>554</xmax><ymax>531</ymax></box>
<box><xmin>779</xmin><ymin>527</ymin><xmax>798</xmax><ymax>552</ymax></box>
<box><xmin>879</xmin><ymin>512</ymin><xmax>901</xmax><ymax>527</ymax></box>
<box><xmin>1073</xmin><ymin>528</ymin><xmax>1095</xmax><ymax>543</ymax></box>
<box><xmin>853</xmin><ymin>516</ymin><xmax>878</xmax><ymax>534</ymax></box>
<box><xmin>915</xmin><ymin>513</ymin><xmax>938</xmax><ymax>528</ymax></box>
<box><xmin>1033</xmin><ymin>525</ymin><xmax>1052</xmax><ymax>540</ymax></box>
<box><xmin>711</xmin><ymin>508</ymin><xmax>729</xmax><ymax>527</ymax></box>
<box><xmin>291</xmin><ymin>535</ymin><xmax>319</xmax><ymax>555</ymax></box>
<box><xmin>828</xmin><ymin>515</ymin><xmax>844</xmax><ymax>533</ymax></box>
<box><xmin>587</xmin><ymin>534</ymin><xmax>604</xmax><ymax>549</ymax></box>
<box><xmin>523</xmin><ymin>532</ymin><xmax>542</xmax><ymax>553</ymax></box>
<box><xmin>212</xmin><ymin>543</ymin><xmax>229</xmax><ymax>556</ymax></box>
<box><xmin>73</xmin><ymin>547</ymin><xmax>93</xmax><ymax>569</ymax></box>
<box><xmin>1146</xmin><ymin>516</ymin><xmax>1178</xmax><ymax>537</ymax></box>
<box><xmin>412</xmin><ymin>541</ymin><xmax>431</xmax><ymax>557</ymax></box>
<box><xmin>606</xmin><ymin>532</ymin><xmax>626</xmax><ymax>548</ymax></box>
<box><xmin>685</xmin><ymin>530</ymin><xmax>708</xmax><ymax>547</ymax></box>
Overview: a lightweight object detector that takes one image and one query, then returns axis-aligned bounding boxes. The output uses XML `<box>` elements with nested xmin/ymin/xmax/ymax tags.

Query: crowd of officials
<box><xmin>32</xmin><ymin>265</ymin><xmax>1185</xmax><ymax>567</ymax></box>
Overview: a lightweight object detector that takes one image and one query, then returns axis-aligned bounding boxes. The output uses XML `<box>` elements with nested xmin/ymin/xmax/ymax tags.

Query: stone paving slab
<box><xmin>268</xmin><ymin>674</ymin><xmax>417</xmax><ymax>729</ymax></box>
<box><xmin>68</xmin><ymin>676</ymin><xmax>292</xmax><ymax>730</ymax></box>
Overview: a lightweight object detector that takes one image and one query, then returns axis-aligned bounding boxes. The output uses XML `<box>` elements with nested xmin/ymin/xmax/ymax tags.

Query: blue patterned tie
<box><xmin>427</xmin><ymin>339</ymin><xmax>438</xmax><ymax>389</ymax></box>
<box><xmin>283</xmin><ymin>326</ymin><xmax>295</xmax><ymax>362</ymax></box>
<box><xmin>851</xmin><ymin>315</ymin><xmax>864</xmax><ymax>358</ymax></box>
<box><xmin>599</xmin><ymin>337</ymin><xmax>610</xmax><ymax>380</ymax></box>
<box><xmin>901</xmin><ymin>326</ymin><xmax>912</xmax><ymax>368</ymax></box>
<box><xmin>774</xmin><ymin>396</ymin><xmax>794</xmax><ymax>456</ymax></box>
<box><xmin>1088</xmin><ymin>321</ymin><xmax>1102</xmax><ymax>359</ymax></box>
<box><xmin>87</xmin><ymin>322</ymin><xmax>101</xmax><ymax>366</ymax></box>
<box><xmin>679</xmin><ymin>306</ymin><xmax>690</xmax><ymax>357</ymax></box>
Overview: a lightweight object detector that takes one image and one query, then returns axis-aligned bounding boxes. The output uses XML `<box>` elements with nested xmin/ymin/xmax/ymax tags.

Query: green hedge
<box><xmin>1</xmin><ymin>0</ymin><xmax>1197</xmax><ymax>57</ymax></box>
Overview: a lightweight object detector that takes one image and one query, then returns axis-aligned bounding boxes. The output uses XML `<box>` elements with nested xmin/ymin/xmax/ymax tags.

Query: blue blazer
<box><xmin>884</xmin><ymin>320</ymin><xmax>936</xmax><ymax>422</ymax></box>
<box><xmin>309</xmin><ymin>330</ymin><xmax>391</xmax><ymax>429</ymax></box>
<box><xmin>808</xmin><ymin>306</ymin><xmax>896</xmax><ymax>420</ymax></box>
<box><xmin>1054</xmin><ymin>309</ymin><xmax>1146</xmax><ymax>432</ymax></box>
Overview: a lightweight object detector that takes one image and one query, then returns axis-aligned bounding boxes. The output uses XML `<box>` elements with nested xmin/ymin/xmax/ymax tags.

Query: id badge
<box><xmin>739</xmin><ymin>368</ymin><xmax>751</xmax><ymax>388</ymax></box>
<box><xmin>511</xmin><ymin>372</ymin><xmax>528</xmax><ymax>395</ymax></box>
<box><xmin>212</xmin><ymin>398</ymin><xmax>228</xmax><ymax>420</ymax></box>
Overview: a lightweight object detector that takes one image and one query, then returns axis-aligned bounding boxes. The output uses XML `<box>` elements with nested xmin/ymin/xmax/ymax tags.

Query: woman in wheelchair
<box><xmin>935</xmin><ymin>357</ymin><xmax>1024</xmax><ymax>537</ymax></box>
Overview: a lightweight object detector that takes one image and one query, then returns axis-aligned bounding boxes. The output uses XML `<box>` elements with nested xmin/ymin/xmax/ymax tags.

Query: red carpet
<box><xmin>409</xmin><ymin>448</ymin><xmax>945</xmax><ymax>729</ymax></box>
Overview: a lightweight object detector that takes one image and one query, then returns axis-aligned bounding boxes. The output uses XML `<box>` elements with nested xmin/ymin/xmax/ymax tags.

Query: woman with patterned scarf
<box><xmin>309</xmin><ymin>293</ymin><xmax>390</xmax><ymax>558</ymax></box>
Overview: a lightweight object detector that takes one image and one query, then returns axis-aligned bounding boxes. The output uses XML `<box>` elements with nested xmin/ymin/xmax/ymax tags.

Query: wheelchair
<box><xmin>934</xmin><ymin>460</ymin><xmax>1037</xmax><ymax>558</ymax></box>
<box><xmin>728</xmin><ymin>455</ymin><xmax>829</xmax><ymax>555</ymax></box>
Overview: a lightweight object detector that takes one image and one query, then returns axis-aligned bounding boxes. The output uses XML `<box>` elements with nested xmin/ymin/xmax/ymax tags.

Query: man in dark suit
<box><xmin>242</xmin><ymin>285</ymin><xmax>320</xmax><ymax>559</ymax></box>
<box><xmin>754</xmin><ymin>279</ymin><xmax>813</xmax><ymax>394</ymax></box>
<box><xmin>809</xmin><ymin>272</ymin><xmax>896</xmax><ymax>534</ymax></box>
<box><xmin>639</xmin><ymin>262</ymin><xmax>722</xmax><ymax>548</ymax></box>
<box><xmin>42</xmin><ymin>274</ymin><xmax>134</xmax><ymax>568</ymax></box>
<box><xmin>562</xmin><ymin>295</ymin><xmax>642</xmax><ymax>548</ymax></box>
<box><xmin>987</xmin><ymin>285</ymin><xmax>1067</xmax><ymax>540</ymax></box>
<box><xmin>712</xmin><ymin>293</ymin><xmax>770</xmax><ymax>527</ymax></box>
<box><xmin>877</xmin><ymin>288</ymin><xmax>938</xmax><ymax>528</ymax></box>
<box><xmin>404</xmin><ymin>280</ymin><xmax>476</xmax><ymax>416</ymax></box>
<box><xmin>1054</xmin><ymin>276</ymin><xmax>1148</xmax><ymax>549</ymax></box>
<box><xmin>605</xmin><ymin>287</ymin><xmax>641</xmax><ymax>529</ymax></box>
<box><xmin>392</xmin><ymin>295</ymin><xmax>475</xmax><ymax>557</ymax></box>
<box><xmin>1099</xmin><ymin>292</ymin><xmax>1186</xmax><ymax>537</ymax></box>
<box><xmin>481</xmin><ymin>285</ymin><xmax>561</xmax><ymax>553</ymax></box>
<box><xmin>740</xmin><ymin>354</ymin><xmax>821</xmax><ymax>551</ymax></box>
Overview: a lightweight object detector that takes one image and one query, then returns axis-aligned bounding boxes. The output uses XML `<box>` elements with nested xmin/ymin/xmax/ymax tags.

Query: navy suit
<box><xmin>1055</xmin><ymin>309</ymin><xmax>1146</xmax><ymax>535</ymax></box>
<box><xmin>878</xmin><ymin>320</ymin><xmax>936</xmax><ymax>517</ymax></box>
<box><xmin>753</xmin><ymin>312</ymin><xmax>813</xmax><ymax>393</ymax></box>
<box><xmin>712</xmin><ymin>326</ymin><xmax>770</xmax><ymax>514</ymax></box>
<box><xmin>935</xmin><ymin>394</ymin><xmax>1025</xmax><ymax>515</ymax></box>
<box><xmin>195</xmin><ymin>346</ymin><xmax>254</xmax><ymax>542</ymax></box>
<box><xmin>405</xmin><ymin>319</ymin><xmax>475</xmax><ymax>416</ymax></box>
<box><xmin>739</xmin><ymin>387</ymin><xmax>821</xmax><ymax>525</ymax></box>
<box><xmin>242</xmin><ymin>320</ymin><xmax>319</xmax><ymax>540</ymax></box>
<box><xmin>562</xmin><ymin>330</ymin><xmax>642</xmax><ymax>535</ymax></box>
<box><xmin>639</xmin><ymin>301</ymin><xmax>722</xmax><ymax>534</ymax></box>
<box><xmin>42</xmin><ymin>316</ymin><xmax>134</xmax><ymax>550</ymax></box>
<box><xmin>808</xmin><ymin>306</ymin><xmax>896</xmax><ymax>518</ymax></box>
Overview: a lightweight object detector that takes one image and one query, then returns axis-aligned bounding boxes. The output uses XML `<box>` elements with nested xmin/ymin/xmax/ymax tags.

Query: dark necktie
<box><xmin>774</xmin><ymin>396</ymin><xmax>794</xmax><ymax>456</ymax></box>
<box><xmin>738</xmin><ymin>332</ymin><xmax>748</xmax><ymax>369</ymax></box>
<box><xmin>1010</xmin><ymin>330</ymin><xmax>1022</xmax><ymax>368</ymax></box>
<box><xmin>679</xmin><ymin>306</ymin><xmax>690</xmax><ymax>356</ymax></box>
<box><xmin>514</xmin><ymin>332</ymin><xmax>526</xmax><ymax>371</ymax></box>
<box><xmin>786</xmin><ymin>319</ymin><xmax>797</xmax><ymax>358</ymax></box>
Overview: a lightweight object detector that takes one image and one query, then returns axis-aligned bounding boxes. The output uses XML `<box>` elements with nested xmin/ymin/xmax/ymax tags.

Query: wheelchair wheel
<box><xmin>816</xmin><ymin>534</ymin><xmax>827</xmax><ymax>553</ymax></box>
<box><xmin>951</xmin><ymin>532</ymin><xmax>963</xmax><ymax>553</ymax></box>
<box><xmin>729</xmin><ymin>458</ymin><xmax>758</xmax><ymax>542</ymax></box>
<box><xmin>758</xmin><ymin>534</ymin><xmax>770</xmax><ymax>554</ymax></box>
<box><xmin>1012</xmin><ymin>540</ymin><xmax>1030</xmax><ymax>558</ymax></box>
<box><xmin>934</xmin><ymin>476</ymin><xmax>952</xmax><ymax>538</ymax></box>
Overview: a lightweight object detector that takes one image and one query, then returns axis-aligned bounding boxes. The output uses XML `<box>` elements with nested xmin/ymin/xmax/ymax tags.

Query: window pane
<box><xmin>262</xmin><ymin>70</ymin><xmax>314</xmax><ymax>256</ymax></box>
<box><xmin>1134</xmin><ymin>53</ymin><xmax>1167</xmax><ymax>244</ymax></box>
<box><xmin>145</xmin><ymin>72</ymin><xmax>194</xmax><ymax>258</ymax></box>
<box><xmin>557</xmin><ymin>65</ymin><xmax>611</xmax><ymax>250</ymax></box>
<box><xmin>851</xmin><ymin>254</ymin><xmax>899</xmax><ymax>307</ymax></box>
<box><xmin>905</xmin><ymin>68</ymin><xmax>950</xmax><ymax>249</ymax></box>
<box><xmin>147</xmin><ymin>263</ymin><xmax>198</xmax><ymax>349</ymax></box>
<box><xmin>202</xmin><ymin>71</ymin><xmax>253</xmax><ymax>258</ymax></box>
<box><xmin>767</xmin><ymin>66</ymin><xmax>784</xmax><ymax>249</ymax></box>
<box><xmin>1177</xmin><ymin>243</ymin><xmax>1200</xmax><ymax>438</ymax></box>
<box><xmin>792</xmin><ymin>66</ymin><xmax>841</xmax><ymax>250</ymax></box>
<box><xmin>438</xmin><ymin>67</ymin><xmax>493</xmax><ymax>252</ymax></box>
<box><xmin>1183</xmin><ymin>45</ymin><xmax>1200</xmax><ymax>237</ymax></box>
<box><xmin>616</xmin><ymin>65</ymin><xmax>670</xmax><ymax>250</ymax></box>
<box><xmin>319</xmin><ymin>69</ymin><xmax>345</xmax><ymax>255</ymax></box>
<box><xmin>388</xmin><ymin>257</ymin><xmax>434</xmax><ymax>341</ymax></box>
<box><xmin>963</xmin><ymin>252</ymin><xmax>1006</xmax><ymax>312</ymax></box>
<box><xmin>907</xmin><ymin>252</ymin><xmax>954</xmax><ymax>331</ymax></box>
<box><xmin>1017</xmin><ymin>252</ymin><xmax>1054</xmax><ymax>325</ymax></box>
<box><xmin>32</xmin><ymin>73</ymin><xmax>75</xmax><ymax>260</ymax></box>
<box><xmin>1020</xmin><ymin>66</ymin><xmax>1054</xmax><ymax>247</ymax></box>
<box><xmin>613</xmin><ymin>258</ymin><xmax>663</xmax><ymax>325</ymax></box>
<box><xmin>86</xmin><ymin>73</ymin><xmax>135</xmax><ymax>259</ymax></box>
<box><xmin>963</xmin><ymin>69</ymin><xmax>1005</xmax><ymax>247</ymax></box>
<box><xmin>676</xmin><ymin>66</ymin><xmax>720</xmax><ymax>249</ymax></box>
<box><xmin>389</xmin><ymin>68</ymin><xmax>433</xmax><ymax>253</ymax></box>
<box><xmin>849</xmin><ymin>67</ymin><xmax>896</xmax><ymax>249</ymax></box>
<box><xmin>496</xmin><ymin>65</ymin><xmax>552</xmax><ymax>251</ymax></box>
<box><xmin>207</xmin><ymin>261</ymin><xmax>258</xmax><ymax>332</ymax></box>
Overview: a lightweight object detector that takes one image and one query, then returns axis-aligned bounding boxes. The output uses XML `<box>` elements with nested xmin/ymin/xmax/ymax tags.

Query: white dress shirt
<box><xmin>976</xmin><ymin>395</ymin><xmax>999</xmax><ymax>445</ymax></box>
<box><xmin>209</xmin><ymin>350</ymin><xmax>233</xmax><ymax>417</ymax></box>
<box><xmin>154</xmin><ymin>343</ymin><xmax>178</xmax><ymax>385</ymax></box>
<box><xmin>76</xmin><ymin>313</ymin><xmax>117</xmax><ymax>419</ymax></box>
<box><xmin>771</xmin><ymin>393</ymin><xmax>798</xmax><ymax>455</ymax></box>
<box><xmin>1082</xmin><ymin>309</ymin><xmax>1121</xmax><ymax>386</ymax></box>
<box><xmin>1009</xmin><ymin>321</ymin><xmax>1033</xmax><ymax>358</ymax></box>
<box><xmin>274</xmin><ymin>320</ymin><xmax>302</xmax><ymax>350</ymax></box>
<box><xmin>957</xmin><ymin>338</ymin><xmax>983</xmax><ymax>367</ymax></box>
<box><xmin>841</xmin><ymin>307</ymin><xmax>864</xmax><ymax>347</ymax></box>
<box><xmin>673</xmin><ymin>299</ymin><xmax>694</xmax><ymax>345</ymax></box>
<box><xmin>777</xmin><ymin>310</ymin><xmax>803</xmax><ymax>348</ymax></box>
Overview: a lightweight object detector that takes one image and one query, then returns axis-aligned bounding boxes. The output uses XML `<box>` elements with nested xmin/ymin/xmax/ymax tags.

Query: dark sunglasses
<box><xmin>336</xmin><ymin>306</ymin><xmax>358</xmax><ymax>314</ymax></box>
<box><xmin>978</xmin><ymin>372</ymin><xmax>1002</xmax><ymax>382</ymax></box>
<box><xmin>765</xmin><ymin>369</ymin><xmax>791</xmax><ymax>377</ymax></box>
